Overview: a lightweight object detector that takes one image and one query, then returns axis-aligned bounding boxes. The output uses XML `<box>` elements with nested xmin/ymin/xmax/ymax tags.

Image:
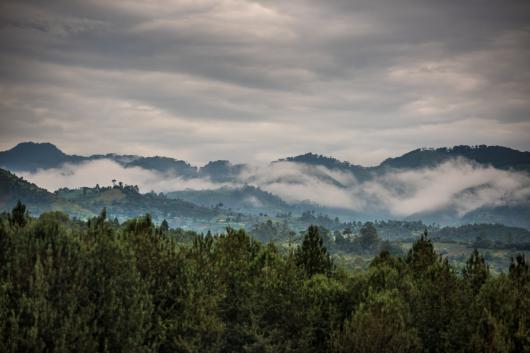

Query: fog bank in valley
<box><xmin>19</xmin><ymin>158</ymin><xmax>530</xmax><ymax>218</ymax></box>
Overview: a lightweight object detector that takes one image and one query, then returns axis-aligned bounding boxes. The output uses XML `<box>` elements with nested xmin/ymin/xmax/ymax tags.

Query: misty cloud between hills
<box><xmin>18</xmin><ymin>158</ymin><xmax>530</xmax><ymax>218</ymax></box>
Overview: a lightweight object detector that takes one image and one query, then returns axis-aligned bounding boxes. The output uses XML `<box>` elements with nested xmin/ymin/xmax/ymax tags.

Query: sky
<box><xmin>0</xmin><ymin>0</ymin><xmax>529</xmax><ymax>166</ymax></box>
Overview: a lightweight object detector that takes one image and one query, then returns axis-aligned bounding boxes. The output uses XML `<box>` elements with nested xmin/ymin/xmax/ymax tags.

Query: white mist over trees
<box><xmin>17</xmin><ymin>157</ymin><xmax>530</xmax><ymax>218</ymax></box>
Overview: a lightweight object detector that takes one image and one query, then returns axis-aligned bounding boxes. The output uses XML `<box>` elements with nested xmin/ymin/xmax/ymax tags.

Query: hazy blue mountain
<box><xmin>0</xmin><ymin>168</ymin><xmax>92</xmax><ymax>217</ymax></box>
<box><xmin>278</xmin><ymin>152</ymin><xmax>372</xmax><ymax>180</ymax></box>
<box><xmin>2</xmin><ymin>142</ymin><xmax>530</xmax><ymax>229</ymax></box>
<box><xmin>280</xmin><ymin>152</ymin><xmax>362</xmax><ymax>171</ymax></box>
<box><xmin>460</xmin><ymin>205</ymin><xmax>530</xmax><ymax>230</ymax></box>
<box><xmin>126</xmin><ymin>156</ymin><xmax>198</xmax><ymax>177</ymax></box>
<box><xmin>167</xmin><ymin>185</ymin><xmax>290</xmax><ymax>212</ymax></box>
<box><xmin>198</xmin><ymin>160</ymin><xmax>246</xmax><ymax>182</ymax></box>
<box><xmin>89</xmin><ymin>153</ymin><xmax>141</xmax><ymax>164</ymax></box>
<box><xmin>380</xmin><ymin>145</ymin><xmax>530</xmax><ymax>171</ymax></box>
<box><xmin>0</xmin><ymin>142</ymin><xmax>87</xmax><ymax>172</ymax></box>
<box><xmin>0</xmin><ymin>166</ymin><xmax>217</xmax><ymax>221</ymax></box>
<box><xmin>0</xmin><ymin>142</ymin><xmax>146</xmax><ymax>172</ymax></box>
<box><xmin>0</xmin><ymin>142</ymin><xmax>200</xmax><ymax>177</ymax></box>
<box><xmin>3</xmin><ymin>142</ymin><xmax>530</xmax><ymax>176</ymax></box>
<box><xmin>280</xmin><ymin>146</ymin><xmax>530</xmax><ymax>176</ymax></box>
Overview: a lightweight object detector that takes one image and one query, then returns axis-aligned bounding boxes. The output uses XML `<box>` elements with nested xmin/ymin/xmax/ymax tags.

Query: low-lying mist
<box><xmin>18</xmin><ymin>159</ymin><xmax>236</xmax><ymax>193</ymax></box>
<box><xmin>18</xmin><ymin>158</ymin><xmax>530</xmax><ymax>218</ymax></box>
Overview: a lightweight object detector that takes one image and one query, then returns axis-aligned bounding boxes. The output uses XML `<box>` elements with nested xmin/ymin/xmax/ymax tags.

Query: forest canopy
<box><xmin>0</xmin><ymin>202</ymin><xmax>529</xmax><ymax>353</ymax></box>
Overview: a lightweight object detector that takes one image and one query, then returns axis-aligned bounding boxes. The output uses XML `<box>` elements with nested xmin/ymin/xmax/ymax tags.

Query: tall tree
<box><xmin>406</xmin><ymin>230</ymin><xmax>438</xmax><ymax>274</ymax></box>
<box><xmin>463</xmin><ymin>249</ymin><xmax>489</xmax><ymax>295</ymax></box>
<box><xmin>295</xmin><ymin>225</ymin><xmax>333</xmax><ymax>277</ymax></box>
<box><xmin>332</xmin><ymin>290</ymin><xmax>420</xmax><ymax>353</ymax></box>
<box><xmin>9</xmin><ymin>201</ymin><xmax>27</xmax><ymax>227</ymax></box>
<box><xmin>358</xmin><ymin>223</ymin><xmax>380</xmax><ymax>252</ymax></box>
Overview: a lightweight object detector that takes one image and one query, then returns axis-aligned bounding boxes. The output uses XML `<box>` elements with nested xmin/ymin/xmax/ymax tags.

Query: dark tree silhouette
<box><xmin>295</xmin><ymin>225</ymin><xmax>333</xmax><ymax>277</ymax></box>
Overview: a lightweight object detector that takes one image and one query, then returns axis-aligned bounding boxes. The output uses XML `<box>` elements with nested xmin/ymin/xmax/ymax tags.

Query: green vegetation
<box><xmin>0</xmin><ymin>168</ymin><xmax>218</xmax><ymax>226</ymax></box>
<box><xmin>56</xmin><ymin>184</ymin><xmax>217</xmax><ymax>221</ymax></box>
<box><xmin>0</xmin><ymin>169</ymin><xmax>91</xmax><ymax>218</ymax></box>
<box><xmin>3</xmin><ymin>167</ymin><xmax>529</xmax><ymax>273</ymax></box>
<box><xmin>379</xmin><ymin>145</ymin><xmax>530</xmax><ymax>171</ymax></box>
<box><xmin>1</xmin><ymin>203</ymin><xmax>529</xmax><ymax>352</ymax></box>
<box><xmin>4</xmin><ymin>142</ymin><xmax>530</xmax><ymax>230</ymax></box>
<box><xmin>167</xmin><ymin>185</ymin><xmax>290</xmax><ymax>213</ymax></box>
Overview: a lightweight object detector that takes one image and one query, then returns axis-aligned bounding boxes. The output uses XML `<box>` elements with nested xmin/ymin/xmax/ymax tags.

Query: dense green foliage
<box><xmin>432</xmin><ymin>223</ymin><xmax>530</xmax><ymax>244</ymax></box>
<box><xmin>0</xmin><ymin>169</ymin><xmax>90</xmax><ymax>218</ymax></box>
<box><xmin>0</xmin><ymin>168</ymin><xmax>218</xmax><ymax>222</ymax></box>
<box><xmin>56</xmin><ymin>184</ymin><xmax>217</xmax><ymax>220</ymax></box>
<box><xmin>167</xmin><ymin>185</ymin><xmax>290</xmax><ymax>213</ymax></box>
<box><xmin>4</xmin><ymin>142</ymin><xmax>530</xmax><ymax>230</ymax></box>
<box><xmin>1</xmin><ymin>204</ymin><xmax>529</xmax><ymax>352</ymax></box>
<box><xmin>4</xmin><ymin>143</ymin><xmax>530</xmax><ymax>177</ymax></box>
<box><xmin>379</xmin><ymin>145</ymin><xmax>530</xmax><ymax>171</ymax></box>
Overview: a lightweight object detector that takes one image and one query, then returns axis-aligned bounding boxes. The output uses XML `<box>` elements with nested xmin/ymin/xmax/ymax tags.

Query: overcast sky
<box><xmin>0</xmin><ymin>0</ymin><xmax>529</xmax><ymax>165</ymax></box>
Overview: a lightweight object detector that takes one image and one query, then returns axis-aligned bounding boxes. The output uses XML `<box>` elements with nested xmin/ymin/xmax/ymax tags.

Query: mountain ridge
<box><xmin>0</xmin><ymin>167</ymin><xmax>218</xmax><ymax>223</ymax></box>
<box><xmin>2</xmin><ymin>142</ymin><xmax>530</xmax><ymax>230</ymax></box>
<box><xmin>3</xmin><ymin>142</ymin><xmax>529</xmax><ymax>176</ymax></box>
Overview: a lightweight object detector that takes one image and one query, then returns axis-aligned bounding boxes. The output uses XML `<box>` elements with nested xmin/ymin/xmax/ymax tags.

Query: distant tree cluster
<box><xmin>300</xmin><ymin>211</ymin><xmax>341</xmax><ymax>229</ymax></box>
<box><xmin>0</xmin><ymin>202</ymin><xmax>529</xmax><ymax>352</ymax></box>
<box><xmin>330</xmin><ymin>223</ymin><xmax>403</xmax><ymax>257</ymax></box>
<box><xmin>250</xmin><ymin>219</ymin><xmax>292</xmax><ymax>243</ymax></box>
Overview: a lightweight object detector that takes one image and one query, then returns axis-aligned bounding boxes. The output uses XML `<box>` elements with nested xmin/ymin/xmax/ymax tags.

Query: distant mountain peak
<box><xmin>1</xmin><ymin>141</ymin><xmax>529</xmax><ymax>178</ymax></box>
<box><xmin>0</xmin><ymin>141</ymin><xmax>84</xmax><ymax>172</ymax></box>
<box><xmin>203</xmin><ymin>160</ymin><xmax>232</xmax><ymax>167</ymax></box>
<box><xmin>380</xmin><ymin>144</ymin><xmax>530</xmax><ymax>170</ymax></box>
<box><xmin>279</xmin><ymin>152</ymin><xmax>337</xmax><ymax>166</ymax></box>
<box><xmin>10</xmin><ymin>141</ymin><xmax>65</xmax><ymax>156</ymax></box>
<box><xmin>278</xmin><ymin>152</ymin><xmax>367</xmax><ymax>172</ymax></box>
<box><xmin>126</xmin><ymin>156</ymin><xmax>198</xmax><ymax>176</ymax></box>
<box><xmin>200</xmin><ymin>160</ymin><xmax>246</xmax><ymax>182</ymax></box>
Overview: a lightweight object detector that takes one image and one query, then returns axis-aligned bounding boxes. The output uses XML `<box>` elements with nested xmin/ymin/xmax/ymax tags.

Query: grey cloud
<box><xmin>238</xmin><ymin>159</ymin><xmax>530</xmax><ymax>216</ymax></box>
<box><xmin>18</xmin><ymin>158</ymin><xmax>530</xmax><ymax>218</ymax></box>
<box><xmin>18</xmin><ymin>159</ymin><xmax>236</xmax><ymax>193</ymax></box>
<box><xmin>0</xmin><ymin>0</ymin><xmax>529</xmax><ymax>164</ymax></box>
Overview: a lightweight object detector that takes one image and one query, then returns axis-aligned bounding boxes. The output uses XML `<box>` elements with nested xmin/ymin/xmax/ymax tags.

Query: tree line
<box><xmin>0</xmin><ymin>202</ymin><xmax>529</xmax><ymax>352</ymax></box>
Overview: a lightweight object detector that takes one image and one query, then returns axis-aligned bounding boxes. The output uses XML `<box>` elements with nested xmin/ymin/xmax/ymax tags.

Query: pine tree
<box><xmin>9</xmin><ymin>201</ymin><xmax>27</xmax><ymax>227</ymax></box>
<box><xmin>358</xmin><ymin>223</ymin><xmax>380</xmax><ymax>253</ymax></box>
<box><xmin>406</xmin><ymin>230</ymin><xmax>438</xmax><ymax>274</ymax></box>
<box><xmin>160</xmin><ymin>219</ymin><xmax>169</xmax><ymax>233</ymax></box>
<box><xmin>463</xmin><ymin>249</ymin><xmax>489</xmax><ymax>295</ymax></box>
<box><xmin>295</xmin><ymin>225</ymin><xmax>333</xmax><ymax>277</ymax></box>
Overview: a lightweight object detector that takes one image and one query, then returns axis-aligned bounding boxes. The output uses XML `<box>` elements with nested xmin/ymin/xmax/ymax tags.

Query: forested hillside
<box><xmin>167</xmin><ymin>185</ymin><xmax>291</xmax><ymax>212</ymax></box>
<box><xmin>3</xmin><ymin>0</ymin><xmax>529</xmax><ymax>351</ymax></box>
<box><xmin>0</xmin><ymin>168</ymin><xmax>91</xmax><ymax>218</ymax></box>
<box><xmin>0</xmin><ymin>168</ymin><xmax>218</xmax><ymax>225</ymax></box>
<box><xmin>380</xmin><ymin>145</ymin><xmax>530</xmax><ymax>171</ymax></box>
<box><xmin>1</xmin><ymin>203</ymin><xmax>529</xmax><ymax>353</ymax></box>
<box><xmin>2</xmin><ymin>167</ymin><xmax>529</xmax><ymax>272</ymax></box>
<box><xmin>3</xmin><ymin>142</ymin><xmax>530</xmax><ymax>229</ymax></box>
<box><xmin>5</xmin><ymin>143</ymin><xmax>529</xmax><ymax>175</ymax></box>
<box><xmin>55</xmin><ymin>184</ymin><xmax>218</xmax><ymax>221</ymax></box>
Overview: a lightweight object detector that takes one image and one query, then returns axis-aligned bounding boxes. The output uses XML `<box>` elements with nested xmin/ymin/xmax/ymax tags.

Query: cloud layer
<box><xmin>0</xmin><ymin>0</ymin><xmax>529</xmax><ymax>165</ymax></box>
<box><xmin>241</xmin><ymin>159</ymin><xmax>530</xmax><ymax>216</ymax></box>
<box><xmin>19</xmin><ymin>158</ymin><xmax>530</xmax><ymax>218</ymax></box>
<box><xmin>18</xmin><ymin>159</ymin><xmax>235</xmax><ymax>193</ymax></box>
